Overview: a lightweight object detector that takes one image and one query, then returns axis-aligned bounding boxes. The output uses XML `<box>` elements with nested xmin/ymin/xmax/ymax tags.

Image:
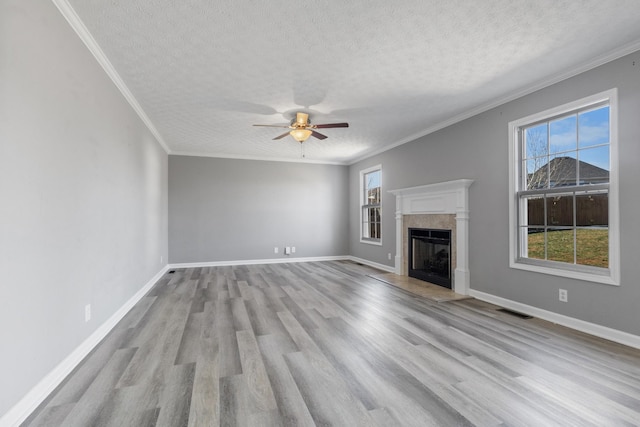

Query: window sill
<box><xmin>510</xmin><ymin>258</ymin><xmax>618</xmax><ymax>286</ymax></box>
<box><xmin>360</xmin><ymin>238</ymin><xmax>382</xmax><ymax>246</ymax></box>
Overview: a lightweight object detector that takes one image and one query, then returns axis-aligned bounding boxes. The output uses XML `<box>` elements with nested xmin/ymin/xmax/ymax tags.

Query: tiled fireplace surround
<box><xmin>389</xmin><ymin>179</ymin><xmax>473</xmax><ymax>295</ymax></box>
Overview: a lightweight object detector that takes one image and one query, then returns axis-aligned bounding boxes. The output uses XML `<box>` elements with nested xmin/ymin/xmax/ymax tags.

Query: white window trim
<box><xmin>360</xmin><ymin>164</ymin><xmax>383</xmax><ymax>246</ymax></box>
<box><xmin>508</xmin><ymin>89</ymin><xmax>620</xmax><ymax>286</ymax></box>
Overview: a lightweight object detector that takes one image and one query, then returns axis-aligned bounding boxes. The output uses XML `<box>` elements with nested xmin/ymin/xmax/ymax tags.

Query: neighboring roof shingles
<box><xmin>529</xmin><ymin>156</ymin><xmax>609</xmax><ymax>188</ymax></box>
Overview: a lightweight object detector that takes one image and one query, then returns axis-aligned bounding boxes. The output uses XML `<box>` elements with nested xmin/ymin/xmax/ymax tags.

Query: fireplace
<box><xmin>408</xmin><ymin>228</ymin><xmax>452</xmax><ymax>288</ymax></box>
<box><xmin>389</xmin><ymin>179</ymin><xmax>473</xmax><ymax>295</ymax></box>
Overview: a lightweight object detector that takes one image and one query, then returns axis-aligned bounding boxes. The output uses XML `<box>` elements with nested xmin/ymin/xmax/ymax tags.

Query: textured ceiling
<box><xmin>60</xmin><ymin>0</ymin><xmax>640</xmax><ymax>164</ymax></box>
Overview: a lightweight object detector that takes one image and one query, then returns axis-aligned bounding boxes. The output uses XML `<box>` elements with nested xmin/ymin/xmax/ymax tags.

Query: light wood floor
<box><xmin>24</xmin><ymin>261</ymin><xmax>640</xmax><ymax>426</ymax></box>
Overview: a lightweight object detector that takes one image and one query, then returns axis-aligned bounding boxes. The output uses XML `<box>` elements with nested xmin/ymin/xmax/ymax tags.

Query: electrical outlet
<box><xmin>160</xmin><ymin>255</ymin><xmax>163</xmax><ymax>264</ymax></box>
<box><xmin>291</xmin><ymin>246</ymin><xmax>296</xmax><ymax>253</ymax></box>
<box><xmin>559</xmin><ymin>289</ymin><xmax>568</xmax><ymax>302</ymax></box>
<box><xmin>274</xmin><ymin>246</ymin><xmax>278</xmax><ymax>254</ymax></box>
<box><xmin>85</xmin><ymin>304</ymin><xmax>91</xmax><ymax>322</ymax></box>
<box><xmin>285</xmin><ymin>246</ymin><xmax>291</xmax><ymax>255</ymax></box>
<box><xmin>388</xmin><ymin>252</ymin><xmax>392</xmax><ymax>260</ymax></box>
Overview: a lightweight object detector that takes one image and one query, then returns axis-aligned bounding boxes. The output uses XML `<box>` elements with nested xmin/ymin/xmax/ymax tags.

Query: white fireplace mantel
<box><xmin>389</xmin><ymin>179</ymin><xmax>474</xmax><ymax>295</ymax></box>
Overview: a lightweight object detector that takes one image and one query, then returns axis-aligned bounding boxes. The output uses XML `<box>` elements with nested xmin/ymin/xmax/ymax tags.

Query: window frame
<box><xmin>360</xmin><ymin>164</ymin><xmax>382</xmax><ymax>246</ymax></box>
<box><xmin>508</xmin><ymin>89</ymin><xmax>619</xmax><ymax>286</ymax></box>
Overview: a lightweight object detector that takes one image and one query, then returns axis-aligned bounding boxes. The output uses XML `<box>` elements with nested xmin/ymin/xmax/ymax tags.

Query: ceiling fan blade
<box><xmin>273</xmin><ymin>131</ymin><xmax>291</xmax><ymax>140</ymax></box>
<box><xmin>253</xmin><ymin>124</ymin><xmax>291</xmax><ymax>128</ymax></box>
<box><xmin>312</xmin><ymin>122</ymin><xmax>349</xmax><ymax>129</ymax></box>
<box><xmin>311</xmin><ymin>130</ymin><xmax>328</xmax><ymax>140</ymax></box>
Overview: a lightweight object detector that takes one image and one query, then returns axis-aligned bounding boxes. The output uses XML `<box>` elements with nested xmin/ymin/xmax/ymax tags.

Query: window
<box><xmin>360</xmin><ymin>165</ymin><xmax>382</xmax><ymax>244</ymax></box>
<box><xmin>508</xmin><ymin>89</ymin><xmax>619</xmax><ymax>285</ymax></box>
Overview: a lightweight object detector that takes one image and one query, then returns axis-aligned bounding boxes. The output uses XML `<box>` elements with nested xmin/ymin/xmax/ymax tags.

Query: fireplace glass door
<box><xmin>408</xmin><ymin>228</ymin><xmax>452</xmax><ymax>288</ymax></box>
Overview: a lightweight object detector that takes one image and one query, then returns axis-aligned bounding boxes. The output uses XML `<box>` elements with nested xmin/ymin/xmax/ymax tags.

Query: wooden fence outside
<box><xmin>526</xmin><ymin>193</ymin><xmax>608</xmax><ymax>227</ymax></box>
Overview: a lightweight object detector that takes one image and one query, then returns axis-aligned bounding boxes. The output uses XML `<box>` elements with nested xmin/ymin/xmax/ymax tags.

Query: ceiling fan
<box><xmin>253</xmin><ymin>112</ymin><xmax>349</xmax><ymax>143</ymax></box>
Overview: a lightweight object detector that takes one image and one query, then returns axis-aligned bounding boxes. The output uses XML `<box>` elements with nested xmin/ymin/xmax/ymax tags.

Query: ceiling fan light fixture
<box><xmin>290</xmin><ymin>128</ymin><xmax>312</xmax><ymax>143</ymax></box>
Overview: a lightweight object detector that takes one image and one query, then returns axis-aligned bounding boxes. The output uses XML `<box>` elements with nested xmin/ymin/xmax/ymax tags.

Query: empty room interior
<box><xmin>3</xmin><ymin>1</ymin><xmax>640</xmax><ymax>426</ymax></box>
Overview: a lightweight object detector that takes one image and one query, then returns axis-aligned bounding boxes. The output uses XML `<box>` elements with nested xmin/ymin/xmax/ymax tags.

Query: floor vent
<box><xmin>497</xmin><ymin>308</ymin><xmax>533</xmax><ymax>319</ymax></box>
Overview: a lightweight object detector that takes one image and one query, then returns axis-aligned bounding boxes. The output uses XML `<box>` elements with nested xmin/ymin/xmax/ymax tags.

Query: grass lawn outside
<box><xmin>527</xmin><ymin>228</ymin><xmax>608</xmax><ymax>268</ymax></box>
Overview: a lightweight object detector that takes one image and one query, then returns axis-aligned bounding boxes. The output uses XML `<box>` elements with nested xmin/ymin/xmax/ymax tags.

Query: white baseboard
<box><xmin>347</xmin><ymin>256</ymin><xmax>396</xmax><ymax>273</ymax></box>
<box><xmin>0</xmin><ymin>266</ymin><xmax>170</xmax><ymax>427</ymax></box>
<box><xmin>469</xmin><ymin>289</ymin><xmax>640</xmax><ymax>351</ymax></box>
<box><xmin>168</xmin><ymin>255</ymin><xmax>351</xmax><ymax>269</ymax></box>
<box><xmin>168</xmin><ymin>255</ymin><xmax>396</xmax><ymax>273</ymax></box>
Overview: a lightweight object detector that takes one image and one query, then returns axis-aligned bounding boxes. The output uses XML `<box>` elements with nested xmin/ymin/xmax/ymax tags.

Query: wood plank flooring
<box><xmin>23</xmin><ymin>261</ymin><xmax>640</xmax><ymax>426</ymax></box>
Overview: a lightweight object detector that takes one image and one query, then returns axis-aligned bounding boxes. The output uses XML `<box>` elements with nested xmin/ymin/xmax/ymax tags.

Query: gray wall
<box><xmin>0</xmin><ymin>0</ymin><xmax>168</xmax><ymax>417</ymax></box>
<box><xmin>169</xmin><ymin>156</ymin><xmax>349</xmax><ymax>263</ymax></box>
<box><xmin>350</xmin><ymin>50</ymin><xmax>640</xmax><ymax>336</ymax></box>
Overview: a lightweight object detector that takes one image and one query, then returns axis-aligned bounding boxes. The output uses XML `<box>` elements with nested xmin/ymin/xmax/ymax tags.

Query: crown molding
<box><xmin>168</xmin><ymin>151</ymin><xmax>349</xmax><ymax>166</ymax></box>
<box><xmin>51</xmin><ymin>0</ymin><xmax>171</xmax><ymax>154</ymax></box>
<box><xmin>349</xmin><ymin>39</ymin><xmax>640</xmax><ymax>165</ymax></box>
<box><xmin>50</xmin><ymin>0</ymin><xmax>640</xmax><ymax>166</ymax></box>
